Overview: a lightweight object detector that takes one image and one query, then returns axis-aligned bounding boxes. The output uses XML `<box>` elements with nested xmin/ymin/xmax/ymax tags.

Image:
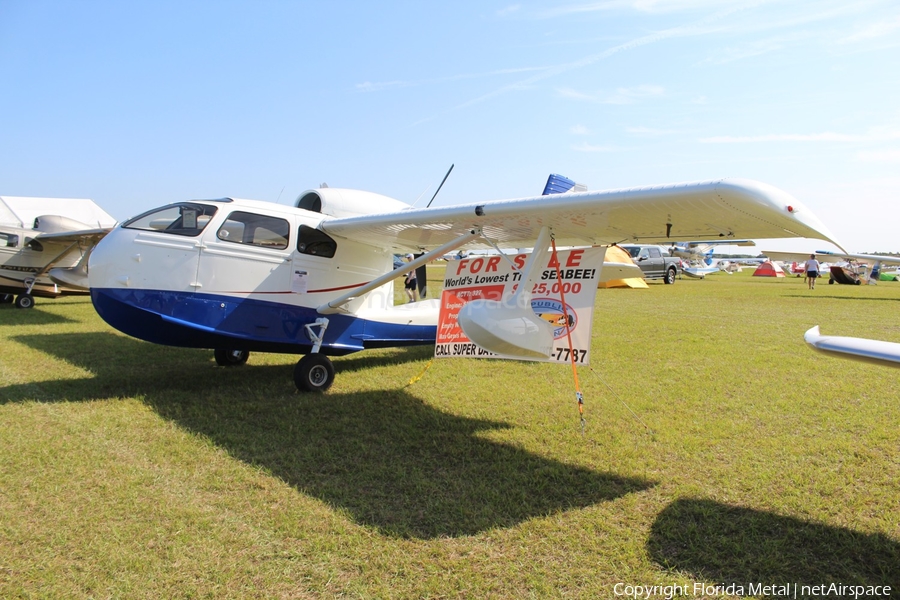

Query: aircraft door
<box><xmin>290</xmin><ymin>224</ymin><xmax>340</xmax><ymax>301</ymax></box>
<box><xmin>197</xmin><ymin>210</ymin><xmax>293</xmax><ymax>296</ymax></box>
<box><xmin>119</xmin><ymin>203</ymin><xmax>214</xmax><ymax>291</ymax></box>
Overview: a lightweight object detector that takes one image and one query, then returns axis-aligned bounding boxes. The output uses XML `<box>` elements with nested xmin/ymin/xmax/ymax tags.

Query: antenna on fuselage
<box><xmin>425</xmin><ymin>163</ymin><xmax>454</xmax><ymax>208</ymax></box>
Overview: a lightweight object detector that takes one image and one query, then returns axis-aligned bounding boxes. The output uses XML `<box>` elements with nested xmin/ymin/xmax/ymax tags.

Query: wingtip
<box><xmin>804</xmin><ymin>325</ymin><xmax>822</xmax><ymax>345</ymax></box>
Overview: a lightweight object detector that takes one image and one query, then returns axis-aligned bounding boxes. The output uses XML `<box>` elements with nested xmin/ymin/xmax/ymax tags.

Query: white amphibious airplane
<box><xmin>667</xmin><ymin>239</ymin><xmax>756</xmax><ymax>261</ymax></box>
<box><xmin>0</xmin><ymin>196</ymin><xmax>116</xmax><ymax>308</ymax></box>
<box><xmin>88</xmin><ymin>178</ymin><xmax>841</xmax><ymax>392</ymax></box>
<box><xmin>667</xmin><ymin>239</ymin><xmax>760</xmax><ymax>278</ymax></box>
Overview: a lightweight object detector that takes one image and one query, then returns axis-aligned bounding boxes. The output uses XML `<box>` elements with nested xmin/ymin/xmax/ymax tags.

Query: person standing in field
<box><xmin>805</xmin><ymin>253</ymin><xmax>821</xmax><ymax>289</ymax></box>
<box><xmin>404</xmin><ymin>253</ymin><xmax>418</xmax><ymax>302</ymax></box>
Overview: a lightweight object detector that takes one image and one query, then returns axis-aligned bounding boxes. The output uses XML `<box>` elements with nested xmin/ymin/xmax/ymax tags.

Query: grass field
<box><xmin>1</xmin><ymin>268</ymin><xmax>898</xmax><ymax>598</ymax></box>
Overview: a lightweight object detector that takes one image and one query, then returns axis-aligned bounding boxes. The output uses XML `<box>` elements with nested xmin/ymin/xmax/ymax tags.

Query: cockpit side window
<box><xmin>216</xmin><ymin>211</ymin><xmax>290</xmax><ymax>250</ymax></box>
<box><xmin>0</xmin><ymin>233</ymin><xmax>19</xmax><ymax>248</ymax></box>
<box><xmin>297</xmin><ymin>224</ymin><xmax>337</xmax><ymax>258</ymax></box>
<box><xmin>123</xmin><ymin>203</ymin><xmax>218</xmax><ymax>237</ymax></box>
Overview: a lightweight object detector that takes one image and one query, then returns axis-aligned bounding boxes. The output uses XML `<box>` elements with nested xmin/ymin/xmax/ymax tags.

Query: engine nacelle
<box><xmin>295</xmin><ymin>188</ymin><xmax>410</xmax><ymax>219</ymax></box>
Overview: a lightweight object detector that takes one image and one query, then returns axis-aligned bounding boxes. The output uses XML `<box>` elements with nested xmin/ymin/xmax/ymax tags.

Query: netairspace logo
<box><xmin>613</xmin><ymin>582</ymin><xmax>893</xmax><ymax>599</ymax></box>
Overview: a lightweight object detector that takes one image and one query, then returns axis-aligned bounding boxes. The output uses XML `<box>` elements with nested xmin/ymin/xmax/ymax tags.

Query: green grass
<box><xmin>1</xmin><ymin>270</ymin><xmax>898</xmax><ymax>598</ymax></box>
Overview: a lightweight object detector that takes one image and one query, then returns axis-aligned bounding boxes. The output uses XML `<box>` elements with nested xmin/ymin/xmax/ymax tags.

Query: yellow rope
<box><xmin>550</xmin><ymin>236</ymin><xmax>586</xmax><ymax>435</ymax></box>
<box><xmin>406</xmin><ymin>358</ymin><xmax>434</xmax><ymax>386</ymax></box>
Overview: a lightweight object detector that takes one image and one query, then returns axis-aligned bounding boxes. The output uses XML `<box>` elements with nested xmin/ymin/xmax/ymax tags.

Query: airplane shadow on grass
<box><xmin>784</xmin><ymin>294</ymin><xmax>900</xmax><ymax>303</ymax></box>
<box><xmin>648</xmin><ymin>498</ymin><xmax>899</xmax><ymax>589</ymax></box>
<box><xmin>6</xmin><ymin>332</ymin><xmax>654</xmax><ymax>539</ymax></box>
<box><xmin>0</xmin><ymin>304</ymin><xmax>79</xmax><ymax>326</ymax></box>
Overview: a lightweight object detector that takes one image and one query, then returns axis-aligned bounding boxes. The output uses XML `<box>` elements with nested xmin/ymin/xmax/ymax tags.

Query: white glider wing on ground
<box><xmin>804</xmin><ymin>326</ymin><xmax>900</xmax><ymax>368</ymax></box>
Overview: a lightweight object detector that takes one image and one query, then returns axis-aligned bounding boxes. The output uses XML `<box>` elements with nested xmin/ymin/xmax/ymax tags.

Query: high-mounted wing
<box><xmin>814</xmin><ymin>250</ymin><xmax>900</xmax><ymax>265</ymax></box>
<box><xmin>318</xmin><ymin>178</ymin><xmax>842</xmax><ymax>252</ymax></box>
<box><xmin>685</xmin><ymin>239</ymin><xmax>755</xmax><ymax>248</ymax></box>
<box><xmin>33</xmin><ymin>228</ymin><xmax>110</xmax><ymax>243</ymax></box>
<box><xmin>37</xmin><ymin>228</ymin><xmax>112</xmax><ymax>290</ymax></box>
<box><xmin>765</xmin><ymin>250</ymin><xmax>900</xmax><ymax>264</ymax></box>
<box><xmin>762</xmin><ymin>250</ymin><xmax>819</xmax><ymax>263</ymax></box>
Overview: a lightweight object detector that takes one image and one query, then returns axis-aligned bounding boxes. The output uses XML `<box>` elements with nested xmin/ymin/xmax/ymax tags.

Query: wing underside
<box><xmin>320</xmin><ymin>178</ymin><xmax>841</xmax><ymax>252</ymax></box>
<box><xmin>33</xmin><ymin>229</ymin><xmax>110</xmax><ymax>244</ymax></box>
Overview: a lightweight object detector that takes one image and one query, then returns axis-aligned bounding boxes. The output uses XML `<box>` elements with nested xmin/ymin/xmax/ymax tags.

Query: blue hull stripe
<box><xmin>91</xmin><ymin>288</ymin><xmax>436</xmax><ymax>355</ymax></box>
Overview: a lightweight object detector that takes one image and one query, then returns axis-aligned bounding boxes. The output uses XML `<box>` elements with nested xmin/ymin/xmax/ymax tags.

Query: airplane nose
<box><xmin>87</xmin><ymin>226</ymin><xmax>121</xmax><ymax>289</ymax></box>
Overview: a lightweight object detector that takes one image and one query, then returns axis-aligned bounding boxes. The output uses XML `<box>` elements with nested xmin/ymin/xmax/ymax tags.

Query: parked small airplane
<box><xmin>787</xmin><ymin>261</ymin><xmax>807</xmax><ymax>276</ymax></box>
<box><xmin>681</xmin><ymin>263</ymin><xmax>722</xmax><ymax>279</ymax></box>
<box><xmin>765</xmin><ymin>249</ymin><xmax>900</xmax><ymax>285</ymax></box>
<box><xmin>814</xmin><ymin>250</ymin><xmax>900</xmax><ymax>285</ymax></box>
<box><xmin>88</xmin><ymin>178</ymin><xmax>841</xmax><ymax>392</ymax></box>
<box><xmin>0</xmin><ymin>196</ymin><xmax>116</xmax><ymax>308</ymax></box>
<box><xmin>667</xmin><ymin>239</ymin><xmax>755</xmax><ymax>262</ymax></box>
<box><xmin>665</xmin><ymin>239</ymin><xmax>760</xmax><ymax>278</ymax></box>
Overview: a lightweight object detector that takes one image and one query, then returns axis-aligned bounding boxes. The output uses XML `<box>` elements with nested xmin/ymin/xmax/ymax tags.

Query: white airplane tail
<box><xmin>867</xmin><ymin>261</ymin><xmax>882</xmax><ymax>285</ymax></box>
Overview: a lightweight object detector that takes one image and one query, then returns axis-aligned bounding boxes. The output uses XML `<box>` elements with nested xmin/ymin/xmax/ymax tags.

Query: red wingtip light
<box><xmin>787</xmin><ymin>205</ymin><xmax>794</xmax><ymax>213</ymax></box>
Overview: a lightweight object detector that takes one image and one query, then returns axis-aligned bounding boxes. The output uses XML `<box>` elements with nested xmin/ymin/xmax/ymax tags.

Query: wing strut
<box><xmin>480</xmin><ymin>234</ymin><xmax>522</xmax><ymax>272</ymax></box>
<box><xmin>318</xmin><ymin>228</ymin><xmax>482</xmax><ymax>315</ymax></box>
<box><xmin>34</xmin><ymin>241</ymin><xmax>81</xmax><ymax>278</ymax></box>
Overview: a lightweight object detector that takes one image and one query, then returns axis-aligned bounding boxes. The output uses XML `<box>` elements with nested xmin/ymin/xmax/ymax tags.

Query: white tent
<box><xmin>0</xmin><ymin>196</ymin><xmax>116</xmax><ymax>229</ymax></box>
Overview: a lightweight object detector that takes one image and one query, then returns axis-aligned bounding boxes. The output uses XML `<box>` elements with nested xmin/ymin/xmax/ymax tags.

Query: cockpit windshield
<box><xmin>123</xmin><ymin>203</ymin><xmax>218</xmax><ymax>237</ymax></box>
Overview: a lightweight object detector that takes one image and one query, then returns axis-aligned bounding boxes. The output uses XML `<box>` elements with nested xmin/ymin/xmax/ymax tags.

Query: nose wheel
<box><xmin>294</xmin><ymin>354</ymin><xmax>335</xmax><ymax>392</ymax></box>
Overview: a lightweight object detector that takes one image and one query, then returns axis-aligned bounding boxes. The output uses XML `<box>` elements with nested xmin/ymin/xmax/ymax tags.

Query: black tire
<box><xmin>294</xmin><ymin>354</ymin><xmax>335</xmax><ymax>393</ymax></box>
<box><xmin>0</xmin><ymin>294</ymin><xmax>13</xmax><ymax>304</ymax></box>
<box><xmin>829</xmin><ymin>278</ymin><xmax>835</xmax><ymax>284</ymax></box>
<box><xmin>664</xmin><ymin>267</ymin><xmax>677</xmax><ymax>284</ymax></box>
<box><xmin>214</xmin><ymin>348</ymin><xmax>249</xmax><ymax>366</ymax></box>
<box><xmin>15</xmin><ymin>294</ymin><xmax>35</xmax><ymax>309</ymax></box>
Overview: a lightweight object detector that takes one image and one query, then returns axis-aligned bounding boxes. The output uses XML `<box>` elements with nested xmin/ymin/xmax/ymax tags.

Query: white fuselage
<box><xmin>88</xmin><ymin>198</ymin><xmax>440</xmax><ymax>355</ymax></box>
<box><xmin>90</xmin><ymin>198</ymin><xmax>399</xmax><ymax>312</ymax></box>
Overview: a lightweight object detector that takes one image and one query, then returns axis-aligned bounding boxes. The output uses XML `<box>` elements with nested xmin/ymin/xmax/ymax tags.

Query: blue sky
<box><xmin>1</xmin><ymin>0</ymin><xmax>898</xmax><ymax>252</ymax></box>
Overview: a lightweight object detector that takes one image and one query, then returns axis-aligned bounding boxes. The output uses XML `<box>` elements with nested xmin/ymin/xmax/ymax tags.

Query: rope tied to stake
<box><xmin>550</xmin><ymin>235</ymin><xmax>586</xmax><ymax>436</ymax></box>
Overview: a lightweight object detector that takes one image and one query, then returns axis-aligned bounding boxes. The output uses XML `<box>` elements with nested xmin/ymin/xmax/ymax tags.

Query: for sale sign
<box><xmin>435</xmin><ymin>247</ymin><xmax>605</xmax><ymax>364</ymax></box>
